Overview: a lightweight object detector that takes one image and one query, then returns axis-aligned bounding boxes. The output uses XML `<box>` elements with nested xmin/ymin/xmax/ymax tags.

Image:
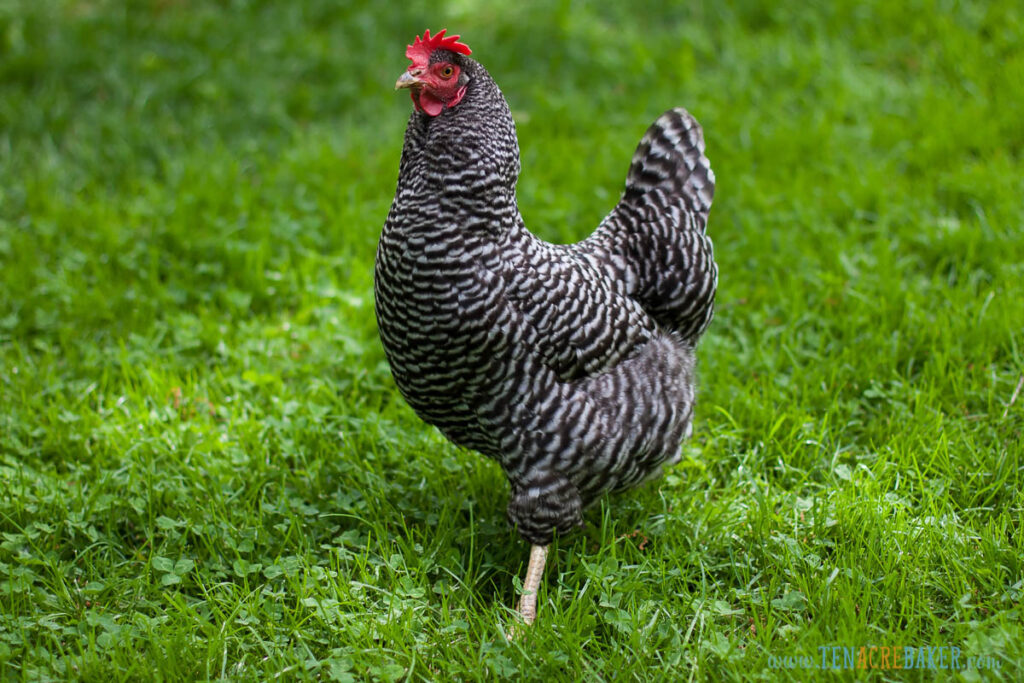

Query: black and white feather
<box><xmin>375</xmin><ymin>51</ymin><xmax>716</xmax><ymax>545</ymax></box>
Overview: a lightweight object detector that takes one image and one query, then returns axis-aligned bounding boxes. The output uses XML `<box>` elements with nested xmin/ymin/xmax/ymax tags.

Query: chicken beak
<box><xmin>395</xmin><ymin>70</ymin><xmax>424</xmax><ymax>90</ymax></box>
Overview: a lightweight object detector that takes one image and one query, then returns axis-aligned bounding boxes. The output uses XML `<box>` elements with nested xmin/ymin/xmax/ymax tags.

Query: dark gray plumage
<box><xmin>375</xmin><ymin>40</ymin><xmax>715</xmax><ymax>622</ymax></box>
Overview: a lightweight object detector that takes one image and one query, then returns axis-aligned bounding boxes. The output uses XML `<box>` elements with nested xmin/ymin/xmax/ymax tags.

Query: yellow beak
<box><xmin>396</xmin><ymin>70</ymin><xmax>424</xmax><ymax>90</ymax></box>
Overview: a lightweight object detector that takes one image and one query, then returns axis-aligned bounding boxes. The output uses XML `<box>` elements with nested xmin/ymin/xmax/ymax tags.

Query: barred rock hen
<box><xmin>375</xmin><ymin>30</ymin><xmax>716</xmax><ymax>627</ymax></box>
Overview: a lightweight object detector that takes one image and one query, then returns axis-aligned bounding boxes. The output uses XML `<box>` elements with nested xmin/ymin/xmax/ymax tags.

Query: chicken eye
<box><xmin>438</xmin><ymin>65</ymin><xmax>455</xmax><ymax>79</ymax></box>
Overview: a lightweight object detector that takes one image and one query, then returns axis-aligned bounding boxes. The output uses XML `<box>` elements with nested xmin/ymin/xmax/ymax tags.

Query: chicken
<box><xmin>374</xmin><ymin>29</ymin><xmax>716</xmax><ymax>627</ymax></box>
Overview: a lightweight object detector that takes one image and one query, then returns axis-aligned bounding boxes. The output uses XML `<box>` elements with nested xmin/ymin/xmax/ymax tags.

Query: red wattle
<box><xmin>418</xmin><ymin>91</ymin><xmax>444</xmax><ymax>117</ymax></box>
<box><xmin>412</xmin><ymin>85</ymin><xmax>467</xmax><ymax>117</ymax></box>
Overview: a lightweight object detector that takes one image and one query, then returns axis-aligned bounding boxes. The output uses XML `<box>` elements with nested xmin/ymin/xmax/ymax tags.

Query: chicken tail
<box><xmin>578</xmin><ymin>108</ymin><xmax>717</xmax><ymax>344</ymax></box>
<box><xmin>623</xmin><ymin>108</ymin><xmax>714</xmax><ymax>222</ymax></box>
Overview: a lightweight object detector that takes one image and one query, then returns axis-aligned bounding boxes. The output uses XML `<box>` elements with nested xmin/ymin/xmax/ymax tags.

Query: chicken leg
<box><xmin>516</xmin><ymin>544</ymin><xmax>548</xmax><ymax>625</ymax></box>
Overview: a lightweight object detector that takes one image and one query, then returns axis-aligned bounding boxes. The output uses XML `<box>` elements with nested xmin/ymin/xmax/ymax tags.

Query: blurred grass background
<box><xmin>1</xmin><ymin>0</ymin><xmax>1022</xmax><ymax>680</ymax></box>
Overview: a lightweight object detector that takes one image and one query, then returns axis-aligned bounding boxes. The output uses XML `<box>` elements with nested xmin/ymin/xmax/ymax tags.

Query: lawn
<box><xmin>1</xmin><ymin>0</ymin><xmax>1022</xmax><ymax>680</ymax></box>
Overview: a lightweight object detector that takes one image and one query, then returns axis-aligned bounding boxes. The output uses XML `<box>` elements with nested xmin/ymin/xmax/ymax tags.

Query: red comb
<box><xmin>405</xmin><ymin>29</ymin><xmax>472</xmax><ymax>65</ymax></box>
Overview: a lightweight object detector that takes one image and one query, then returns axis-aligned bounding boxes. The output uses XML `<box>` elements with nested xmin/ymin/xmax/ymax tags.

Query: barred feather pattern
<box><xmin>375</xmin><ymin>52</ymin><xmax>716</xmax><ymax>545</ymax></box>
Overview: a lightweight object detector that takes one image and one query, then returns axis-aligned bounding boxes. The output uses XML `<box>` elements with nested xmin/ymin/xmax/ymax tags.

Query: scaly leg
<box><xmin>516</xmin><ymin>544</ymin><xmax>549</xmax><ymax>625</ymax></box>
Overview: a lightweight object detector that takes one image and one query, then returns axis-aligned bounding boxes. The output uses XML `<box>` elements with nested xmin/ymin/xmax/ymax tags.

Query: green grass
<box><xmin>1</xmin><ymin>0</ymin><xmax>1022</xmax><ymax>680</ymax></box>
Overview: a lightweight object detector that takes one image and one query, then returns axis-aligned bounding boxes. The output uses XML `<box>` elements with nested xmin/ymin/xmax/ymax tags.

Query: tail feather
<box><xmin>624</xmin><ymin>108</ymin><xmax>714</xmax><ymax>225</ymax></box>
<box><xmin>577</xmin><ymin>108</ymin><xmax>717</xmax><ymax>344</ymax></box>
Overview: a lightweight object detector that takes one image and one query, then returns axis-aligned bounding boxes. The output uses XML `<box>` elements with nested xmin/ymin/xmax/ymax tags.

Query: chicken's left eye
<box><xmin>439</xmin><ymin>65</ymin><xmax>454</xmax><ymax>78</ymax></box>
